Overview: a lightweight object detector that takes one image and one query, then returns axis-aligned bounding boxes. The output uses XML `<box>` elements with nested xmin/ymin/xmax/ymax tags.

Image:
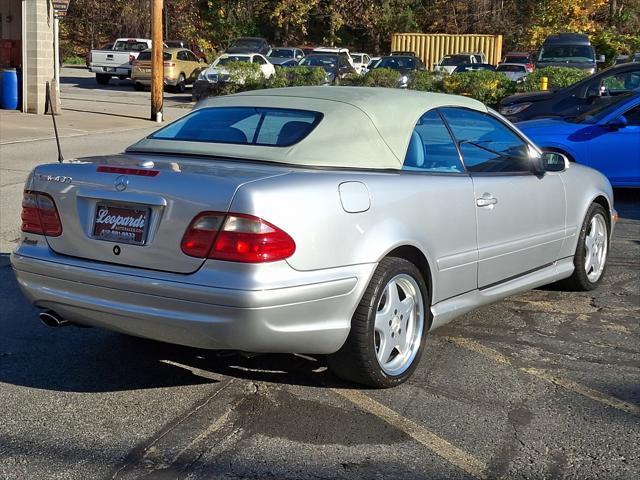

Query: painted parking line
<box><xmin>445</xmin><ymin>336</ymin><xmax>640</xmax><ymax>417</ymax></box>
<box><xmin>333</xmin><ymin>388</ymin><xmax>489</xmax><ymax>480</ymax></box>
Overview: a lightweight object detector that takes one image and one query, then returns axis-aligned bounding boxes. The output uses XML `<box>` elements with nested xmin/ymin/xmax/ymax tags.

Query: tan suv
<box><xmin>132</xmin><ymin>48</ymin><xmax>205</xmax><ymax>92</ymax></box>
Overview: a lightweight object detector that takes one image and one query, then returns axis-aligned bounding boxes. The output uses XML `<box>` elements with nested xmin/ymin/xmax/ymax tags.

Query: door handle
<box><xmin>476</xmin><ymin>195</ymin><xmax>498</xmax><ymax>208</ymax></box>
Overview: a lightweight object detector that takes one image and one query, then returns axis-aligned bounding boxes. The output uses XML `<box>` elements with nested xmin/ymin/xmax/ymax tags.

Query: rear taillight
<box><xmin>181</xmin><ymin>212</ymin><xmax>295</xmax><ymax>263</ymax></box>
<box><xmin>21</xmin><ymin>191</ymin><xmax>63</xmax><ymax>236</ymax></box>
<box><xmin>163</xmin><ymin>62</ymin><xmax>176</xmax><ymax>68</ymax></box>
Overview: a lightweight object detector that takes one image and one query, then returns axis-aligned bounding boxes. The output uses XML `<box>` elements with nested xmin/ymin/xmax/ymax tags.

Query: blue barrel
<box><xmin>0</xmin><ymin>68</ymin><xmax>19</xmax><ymax>110</ymax></box>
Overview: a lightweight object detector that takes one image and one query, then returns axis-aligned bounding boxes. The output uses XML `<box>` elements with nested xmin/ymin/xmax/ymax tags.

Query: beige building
<box><xmin>1</xmin><ymin>0</ymin><xmax>58</xmax><ymax>114</ymax></box>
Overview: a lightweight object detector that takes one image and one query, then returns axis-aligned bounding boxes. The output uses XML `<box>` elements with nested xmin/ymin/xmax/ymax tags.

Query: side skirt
<box><xmin>429</xmin><ymin>256</ymin><xmax>575</xmax><ymax>330</ymax></box>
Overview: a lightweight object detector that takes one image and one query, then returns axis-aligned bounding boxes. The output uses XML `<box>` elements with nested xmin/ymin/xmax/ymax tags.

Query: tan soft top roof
<box><xmin>127</xmin><ymin>87</ymin><xmax>487</xmax><ymax>169</ymax></box>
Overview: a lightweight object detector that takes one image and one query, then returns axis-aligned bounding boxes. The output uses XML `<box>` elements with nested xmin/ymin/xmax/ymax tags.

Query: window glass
<box><xmin>440</xmin><ymin>108</ymin><xmax>532</xmax><ymax>173</ymax></box>
<box><xmin>176</xmin><ymin>51</ymin><xmax>186</xmax><ymax>61</ymax></box>
<box><xmin>601</xmin><ymin>71</ymin><xmax>640</xmax><ymax>92</ymax></box>
<box><xmin>623</xmin><ymin>105</ymin><xmax>640</xmax><ymax>126</ymax></box>
<box><xmin>253</xmin><ymin>55</ymin><xmax>266</xmax><ymax>65</ymax></box>
<box><xmin>136</xmin><ymin>52</ymin><xmax>171</xmax><ymax>61</ymax></box>
<box><xmin>185</xmin><ymin>51</ymin><xmax>198</xmax><ymax>62</ymax></box>
<box><xmin>114</xmin><ymin>41</ymin><xmax>149</xmax><ymax>52</ymax></box>
<box><xmin>151</xmin><ymin>107</ymin><xmax>322</xmax><ymax>147</ymax></box>
<box><xmin>403</xmin><ymin>110</ymin><xmax>464</xmax><ymax>173</ymax></box>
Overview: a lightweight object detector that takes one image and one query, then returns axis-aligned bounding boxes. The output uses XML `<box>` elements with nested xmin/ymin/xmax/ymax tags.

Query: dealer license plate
<box><xmin>93</xmin><ymin>204</ymin><xmax>149</xmax><ymax>245</ymax></box>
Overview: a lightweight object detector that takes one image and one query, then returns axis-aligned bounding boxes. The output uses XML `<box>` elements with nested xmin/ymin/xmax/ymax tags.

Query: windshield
<box><xmin>215</xmin><ymin>56</ymin><xmax>251</xmax><ymax>66</ymax></box>
<box><xmin>351</xmin><ymin>55</ymin><xmax>363</xmax><ymax>64</ymax></box>
<box><xmin>299</xmin><ymin>55</ymin><xmax>337</xmax><ymax>71</ymax></box>
<box><xmin>440</xmin><ymin>55</ymin><xmax>468</xmax><ymax>66</ymax></box>
<box><xmin>151</xmin><ymin>107</ymin><xmax>322</xmax><ymax>147</ymax></box>
<box><xmin>497</xmin><ymin>64</ymin><xmax>526</xmax><ymax>72</ymax></box>
<box><xmin>269</xmin><ymin>48</ymin><xmax>294</xmax><ymax>58</ymax></box>
<box><xmin>504</xmin><ymin>55</ymin><xmax>529</xmax><ymax>64</ymax></box>
<box><xmin>375</xmin><ymin>56</ymin><xmax>416</xmax><ymax>70</ymax></box>
<box><xmin>136</xmin><ymin>52</ymin><xmax>172</xmax><ymax>61</ymax></box>
<box><xmin>570</xmin><ymin>92</ymin><xmax>638</xmax><ymax>124</ymax></box>
<box><xmin>538</xmin><ymin>45</ymin><xmax>595</xmax><ymax>63</ymax></box>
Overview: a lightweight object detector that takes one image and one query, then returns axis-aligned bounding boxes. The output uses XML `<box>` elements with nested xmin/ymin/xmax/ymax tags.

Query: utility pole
<box><xmin>151</xmin><ymin>0</ymin><xmax>164</xmax><ymax>122</ymax></box>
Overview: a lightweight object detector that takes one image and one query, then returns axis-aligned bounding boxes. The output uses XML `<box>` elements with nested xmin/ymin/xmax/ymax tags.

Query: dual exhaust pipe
<box><xmin>39</xmin><ymin>310</ymin><xmax>70</xmax><ymax>328</ymax></box>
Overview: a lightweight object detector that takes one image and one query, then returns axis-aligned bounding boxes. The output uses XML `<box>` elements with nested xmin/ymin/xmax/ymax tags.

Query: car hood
<box><xmin>516</xmin><ymin>118</ymin><xmax>583</xmax><ymax>136</ymax></box>
<box><xmin>268</xmin><ymin>57</ymin><xmax>294</xmax><ymax>65</ymax></box>
<box><xmin>500</xmin><ymin>90</ymin><xmax>557</xmax><ymax>106</ymax></box>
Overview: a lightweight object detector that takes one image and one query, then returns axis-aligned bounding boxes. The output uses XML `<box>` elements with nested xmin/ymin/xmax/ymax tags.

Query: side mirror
<box><xmin>597</xmin><ymin>54</ymin><xmax>606</xmax><ymax>63</ymax></box>
<box><xmin>541</xmin><ymin>151</ymin><xmax>570</xmax><ymax>172</ymax></box>
<box><xmin>605</xmin><ymin>115</ymin><xmax>627</xmax><ymax>130</ymax></box>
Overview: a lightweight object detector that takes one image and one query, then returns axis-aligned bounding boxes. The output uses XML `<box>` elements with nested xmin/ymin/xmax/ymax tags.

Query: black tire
<box><xmin>175</xmin><ymin>74</ymin><xmax>186</xmax><ymax>93</ymax></box>
<box><xmin>96</xmin><ymin>74</ymin><xmax>111</xmax><ymax>85</ymax></box>
<box><xmin>327</xmin><ymin>257</ymin><xmax>429</xmax><ymax>388</ymax></box>
<box><xmin>134</xmin><ymin>82</ymin><xmax>145</xmax><ymax>91</ymax></box>
<box><xmin>558</xmin><ymin>203</ymin><xmax>610</xmax><ymax>291</ymax></box>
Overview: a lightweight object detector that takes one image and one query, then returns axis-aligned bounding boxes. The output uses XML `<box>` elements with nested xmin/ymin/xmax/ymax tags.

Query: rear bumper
<box><xmin>133</xmin><ymin>76</ymin><xmax>180</xmax><ymax>86</ymax></box>
<box><xmin>90</xmin><ymin>66</ymin><xmax>131</xmax><ymax>77</ymax></box>
<box><xmin>11</xmin><ymin>244</ymin><xmax>375</xmax><ymax>354</ymax></box>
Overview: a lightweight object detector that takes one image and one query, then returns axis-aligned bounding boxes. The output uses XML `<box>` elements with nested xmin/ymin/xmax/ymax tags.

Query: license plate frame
<box><xmin>93</xmin><ymin>203</ymin><xmax>150</xmax><ymax>245</ymax></box>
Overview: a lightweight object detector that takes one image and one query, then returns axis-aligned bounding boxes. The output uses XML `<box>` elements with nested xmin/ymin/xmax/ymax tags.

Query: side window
<box><xmin>623</xmin><ymin>105</ymin><xmax>640</xmax><ymax>126</ymax></box>
<box><xmin>253</xmin><ymin>55</ymin><xmax>266</xmax><ymax>65</ymax></box>
<box><xmin>403</xmin><ymin>110</ymin><xmax>464</xmax><ymax>173</ymax></box>
<box><xmin>602</xmin><ymin>71</ymin><xmax>640</xmax><ymax>93</ymax></box>
<box><xmin>440</xmin><ymin>108</ymin><xmax>532</xmax><ymax>173</ymax></box>
<box><xmin>186</xmin><ymin>51</ymin><xmax>198</xmax><ymax>62</ymax></box>
<box><xmin>177</xmin><ymin>51</ymin><xmax>187</xmax><ymax>61</ymax></box>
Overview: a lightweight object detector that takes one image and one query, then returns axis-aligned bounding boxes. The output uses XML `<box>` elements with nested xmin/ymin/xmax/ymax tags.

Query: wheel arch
<box><xmin>384</xmin><ymin>245</ymin><xmax>434</xmax><ymax>328</ymax></box>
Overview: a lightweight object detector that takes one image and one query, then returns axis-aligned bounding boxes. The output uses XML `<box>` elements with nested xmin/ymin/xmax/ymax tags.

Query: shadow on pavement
<box><xmin>61</xmin><ymin>75</ymin><xmax>194</xmax><ymax>104</ymax></box>
<box><xmin>614</xmin><ymin>188</ymin><xmax>640</xmax><ymax>221</ymax></box>
<box><xmin>0</xmin><ymin>259</ymin><xmax>342</xmax><ymax>393</ymax></box>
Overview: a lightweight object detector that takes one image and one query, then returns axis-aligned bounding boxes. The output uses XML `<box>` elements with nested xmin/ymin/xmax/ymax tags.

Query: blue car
<box><xmin>518</xmin><ymin>90</ymin><xmax>640</xmax><ymax>187</ymax></box>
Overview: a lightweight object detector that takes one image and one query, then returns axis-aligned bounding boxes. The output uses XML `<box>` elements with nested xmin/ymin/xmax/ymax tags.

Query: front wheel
<box><xmin>559</xmin><ymin>203</ymin><xmax>609</xmax><ymax>291</ymax></box>
<box><xmin>327</xmin><ymin>257</ymin><xmax>429</xmax><ymax>388</ymax></box>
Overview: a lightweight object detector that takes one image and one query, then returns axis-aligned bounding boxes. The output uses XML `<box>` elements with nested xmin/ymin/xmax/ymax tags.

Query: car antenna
<box><xmin>46</xmin><ymin>81</ymin><xmax>64</xmax><ymax>163</ymax></box>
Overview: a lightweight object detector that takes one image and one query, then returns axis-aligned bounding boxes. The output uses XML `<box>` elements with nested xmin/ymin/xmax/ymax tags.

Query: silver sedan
<box><xmin>11</xmin><ymin>87</ymin><xmax>615</xmax><ymax>387</ymax></box>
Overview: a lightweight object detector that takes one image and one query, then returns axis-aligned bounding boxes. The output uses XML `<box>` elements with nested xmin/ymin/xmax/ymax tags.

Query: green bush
<box><xmin>442</xmin><ymin>70</ymin><xmax>515</xmax><ymax>107</ymax></box>
<box><xmin>408</xmin><ymin>71</ymin><xmax>445</xmax><ymax>92</ymax></box>
<box><xmin>63</xmin><ymin>56</ymin><xmax>85</xmax><ymax>65</ymax></box>
<box><xmin>362</xmin><ymin>68</ymin><xmax>401</xmax><ymax>88</ymax></box>
<box><xmin>520</xmin><ymin>67</ymin><xmax>590</xmax><ymax>92</ymax></box>
<box><xmin>269</xmin><ymin>66</ymin><xmax>326</xmax><ymax>88</ymax></box>
<box><xmin>340</xmin><ymin>72</ymin><xmax>365</xmax><ymax>86</ymax></box>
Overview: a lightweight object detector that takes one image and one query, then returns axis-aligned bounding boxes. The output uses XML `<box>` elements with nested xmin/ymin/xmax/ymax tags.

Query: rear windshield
<box><xmin>497</xmin><ymin>64</ymin><xmax>526</xmax><ymax>72</ymax></box>
<box><xmin>269</xmin><ymin>48</ymin><xmax>294</xmax><ymax>58</ymax></box>
<box><xmin>216</xmin><ymin>56</ymin><xmax>251</xmax><ymax>66</ymax></box>
<box><xmin>375</xmin><ymin>56</ymin><xmax>417</xmax><ymax>70</ymax></box>
<box><xmin>151</xmin><ymin>107</ymin><xmax>323</xmax><ymax>147</ymax></box>
<box><xmin>441</xmin><ymin>55</ymin><xmax>468</xmax><ymax>66</ymax></box>
<box><xmin>114</xmin><ymin>41</ymin><xmax>149</xmax><ymax>52</ymax></box>
<box><xmin>137</xmin><ymin>52</ymin><xmax>172</xmax><ymax>61</ymax></box>
<box><xmin>504</xmin><ymin>55</ymin><xmax>529</xmax><ymax>64</ymax></box>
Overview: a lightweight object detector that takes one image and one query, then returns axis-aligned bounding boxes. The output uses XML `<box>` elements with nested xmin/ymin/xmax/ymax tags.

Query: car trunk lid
<box><xmin>31</xmin><ymin>153</ymin><xmax>290</xmax><ymax>274</ymax></box>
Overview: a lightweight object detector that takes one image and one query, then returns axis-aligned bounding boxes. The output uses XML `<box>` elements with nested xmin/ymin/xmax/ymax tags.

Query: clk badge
<box><xmin>114</xmin><ymin>175</ymin><xmax>129</xmax><ymax>192</ymax></box>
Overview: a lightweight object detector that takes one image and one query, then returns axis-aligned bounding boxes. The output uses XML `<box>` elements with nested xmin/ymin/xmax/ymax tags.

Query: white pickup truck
<box><xmin>89</xmin><ymin>38</ymin><xmax>153</xmax><ymax>85</ymax></box>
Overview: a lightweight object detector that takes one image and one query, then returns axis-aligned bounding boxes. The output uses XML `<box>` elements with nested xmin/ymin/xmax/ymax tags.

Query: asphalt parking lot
<box><xmin>0</xmin><ymin>69</ymin><xmax>638</xmax><ymax>479</ymax></box>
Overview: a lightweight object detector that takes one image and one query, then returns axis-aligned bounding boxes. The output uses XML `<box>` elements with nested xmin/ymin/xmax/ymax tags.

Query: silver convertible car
<box><xmin>11</xmin><ymin>87</ymin><xmax>615</xmax><ymax>387</ymax></box>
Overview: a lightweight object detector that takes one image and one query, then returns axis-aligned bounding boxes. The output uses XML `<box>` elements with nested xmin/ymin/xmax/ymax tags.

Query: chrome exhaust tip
<box><xmin>39</xmin><ymin>310</ymin><xmax>69</xmax><ymax>328</ymax></box>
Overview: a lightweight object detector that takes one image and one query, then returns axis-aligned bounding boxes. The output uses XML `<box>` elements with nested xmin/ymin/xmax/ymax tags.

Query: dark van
<box><xmin>536</xmin><ymin>33</ymin><xmax>603</xmax><ymax>74</ymax></box>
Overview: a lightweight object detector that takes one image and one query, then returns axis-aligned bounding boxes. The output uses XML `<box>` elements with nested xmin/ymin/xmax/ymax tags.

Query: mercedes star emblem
<box><xmin>114</xmin><ymin>175</ymin><xmax>129</xmax><ymax>192</ymax></box>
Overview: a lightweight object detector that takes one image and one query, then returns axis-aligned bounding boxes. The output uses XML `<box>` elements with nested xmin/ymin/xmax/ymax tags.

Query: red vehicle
<box><xmin>501</xmin><ymin>52</ymin><xmax>535</xmax><ymax>73</ymax></box>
